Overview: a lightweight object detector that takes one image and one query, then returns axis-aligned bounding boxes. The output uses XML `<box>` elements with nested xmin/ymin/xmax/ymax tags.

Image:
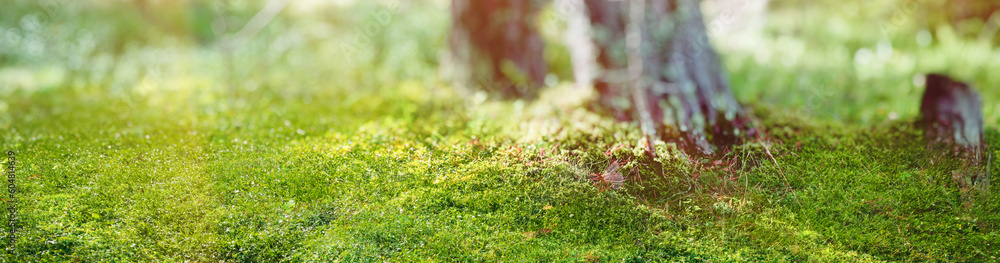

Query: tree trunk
<box><xmin>583</xmin><ymin>0</ymin><xmax>753</xmax><ymax>155</ymax></box>
<box><xmin>921</xmin><ymin>74</ymin><xmax>985</xmax><ymax>152</ymax></box>
<box><xmin>449</xmin><ymin>0</ymin><xmax>548</xmax><ymax>99</ymax></box>
<box><xmin>920</xmin><ymin>74</ymin><xmax>988</xmax><ymax>189</ymax></box>
<box><xmin>450</xmin><ymin>0</ymin><xmax>754</xmax><ymax>155</ymax></box>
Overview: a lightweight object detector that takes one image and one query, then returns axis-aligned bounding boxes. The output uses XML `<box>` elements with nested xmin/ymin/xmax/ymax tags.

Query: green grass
<box><xmin>1</xmin><ymin>0</ymin><xmax>998</xmax><ymax>261</ymax></box>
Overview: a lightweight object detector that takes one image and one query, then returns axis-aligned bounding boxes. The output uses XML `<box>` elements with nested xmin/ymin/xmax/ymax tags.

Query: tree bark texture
<box><xmin>450</xmin><ymin>0</ymin><xmax>754</xmax><ymax>155</ymax></box>
<box><xmin>583</xmin><ymin>0</ymin><xmax>754</xmax><ymax>155</ymax></box>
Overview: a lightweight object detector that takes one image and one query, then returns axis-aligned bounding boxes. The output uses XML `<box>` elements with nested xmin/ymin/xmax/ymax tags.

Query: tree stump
<box><xmin>920</xmin><ymin>74</ymin><xmax>988</xmax><ymax>194</ymax></box>
<box><xmin>921</xmin><ymin>74</ymin><xmax>985</xmax><ymax>154</ymax></box>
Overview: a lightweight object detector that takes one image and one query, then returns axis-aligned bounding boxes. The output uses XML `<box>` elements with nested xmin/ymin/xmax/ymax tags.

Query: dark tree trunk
<box><xmin>921</xmin><ymin>74</ymin><xmax>985</xmax><ymax>151</ymax></box>
<box><xmin>584</xmin><ymin>0</ymin><xmax>753</xmax><ymax>155</ymax></box>
<box><xmin>450</xmin><ymin>0</ymin><xmax>548</xmax><ymax>99</ymax></box>
<box><xmin>450</xmin><ymin>0</ymin><xmax>753</xmax><ymax>155</ymax></box>
<box><xmin>920</xmin><ymin>74</ymin><xmax>989</xmax><ymax>200</ymax></box>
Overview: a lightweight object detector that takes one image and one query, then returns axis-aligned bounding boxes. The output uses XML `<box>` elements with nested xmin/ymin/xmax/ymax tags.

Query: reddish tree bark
<box><xmin>449</xmin><ymin>0</ymin><xmax>548</xmax><ymax>99</ymax></box>
<box><xmin>921</xmin><ymin>73</ymin><xmax>989</xmax><ymax>200</ymax></box>
<box><xmin>921</xmin><ymin>74</ymin><xmax>985</xmax><ymax>151</ymax></box>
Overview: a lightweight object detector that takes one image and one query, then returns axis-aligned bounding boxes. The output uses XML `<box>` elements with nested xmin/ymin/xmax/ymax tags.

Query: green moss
<box><xmin>0</xmin><ymin>0</ymin><xmax>998</xmax><ymax>261</ymax></box>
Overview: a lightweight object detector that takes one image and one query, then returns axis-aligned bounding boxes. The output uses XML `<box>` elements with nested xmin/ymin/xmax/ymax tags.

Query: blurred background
<box><xmin>0</xmin><ymin>0</ymin><xmax>998</xmax><ymax>125</ymax></box>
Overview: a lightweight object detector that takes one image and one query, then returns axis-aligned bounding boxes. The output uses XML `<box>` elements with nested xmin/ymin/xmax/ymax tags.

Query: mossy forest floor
<box><xmin>1</xmin><ymin>1</ymin><xmax>999</xmax><ymax>262</ymax></box>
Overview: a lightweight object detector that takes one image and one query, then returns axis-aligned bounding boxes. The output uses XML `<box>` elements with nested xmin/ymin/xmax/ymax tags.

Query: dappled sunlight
<box><xmin>0</xmin><ymin>0</ymin><xmax>997</xmax><ymax>261</ymax></box>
